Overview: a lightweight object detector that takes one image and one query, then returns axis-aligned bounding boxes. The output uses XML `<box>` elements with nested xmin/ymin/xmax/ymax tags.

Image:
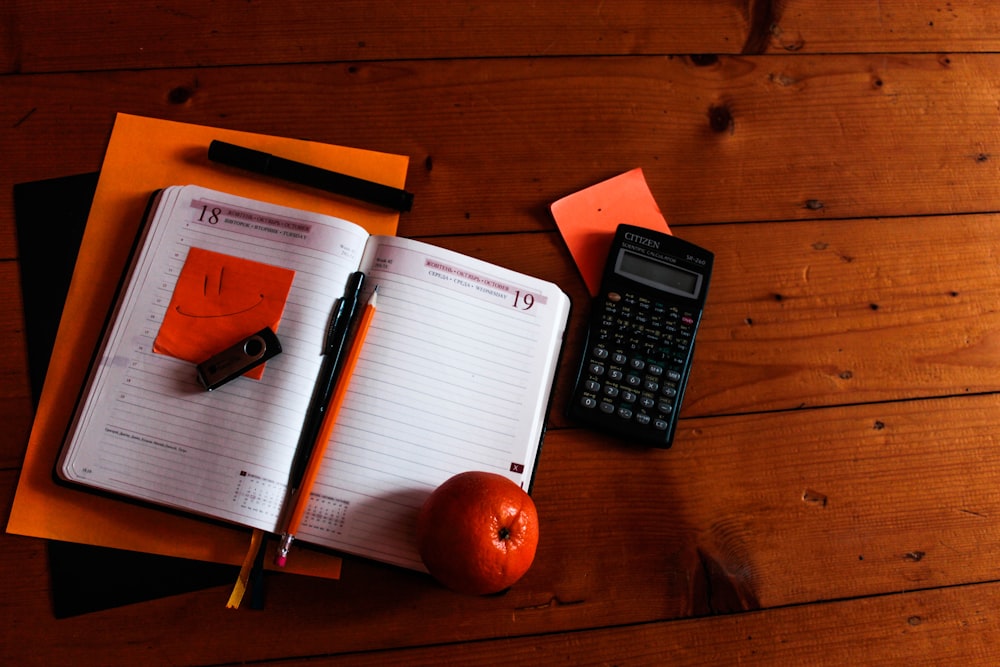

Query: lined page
<box><xmin>297</xmin><ymin>236</ymin><xmax>570</xmax><ymax>570</ymax></box>
<box><xmin>59</xmin><ymin>185</ymin><xmax>369</xmax><ymax>531</ymax></box>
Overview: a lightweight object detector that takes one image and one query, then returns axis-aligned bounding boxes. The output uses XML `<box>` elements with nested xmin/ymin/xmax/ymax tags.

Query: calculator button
<box><xmin>667</xmin><ymin>370</ymin><xmax>682</xmax><ymax>382</ymax></box>
<box><xmin>640</xmin><ymin>396</ymin><xmax>655</xmax><ymax>409</ymax></box>
<box><xmin>658</xmin><ymin>401</ymin><xmax>674</xmax><ymax>414</ymax></box>
<box><xmin>654</xmin><ymin>419</ymin><xmax>670</xmax><ymax>431</ymax></box>
<box><xmin>608</xmin><ymin>369</ymin><xmax>624</xmax><ymax>381</ymax></box>
<box><xmin>635</xmin><ymin>413</ymin><xmax>651</xmax><ymax>425</ymax></box>
<box><xmin>663</xmin><ymin>386</ymin><xmax>677</xmax><ymax>398</ymax></box>
<box><xmin>580</xmin><ymin>396</ymin><xmax>598</xmax><ymax>409</ymax></box>
<box><xmin>648</xmin><ymin>364</ymin><xmax>664</xmax><ymax>376</ymax></box>
<box><xmin>644</xmin><ymin>379</ymin><xmax>659</xmax><ymax>392</ymax></box>
<box><xmin>599</xmin><ymin>401</ymin><xmax>615</xmax><ymax>414</ymax></box>
<box><xmin>630</xmin><ymin>358</ymin><xmax>646</xmax><ymax>371</ymax></box>
<box><xmin>613</xmin><ymin>352</ymin><xmax>628</xmax><ymax>365</ymax></box>
<box><xmin>626</xmin><ymin>375</ymin><xmax>642</xmax><ymax>388</ymax></box>
<box><xmin>621</xmin><ymin>390</ymin><xmax>638</xmax><ymax>403</ymax></box>
<box><xmin>589</xmin><ymin>363</ymin><xmax>606</xmax><ymax>375</ymax></box>
<box><xmin>585</xmin><ymin>380</ymin><xmax>600</xmax><ymax>392</ymax></box>
<box><xmin>617</xmin><ymin>406</ymin><xmax>633</xmax><ymax>419</ymax></box>
<box><xmin>604</xmin><ymin>386</ymin><xmax>620</xmax><ymax>398</ymax></box>
<box><xmin>593</xmin><ymin>347</ymin><xmax>609</xmax><ymax>359</ymax></box>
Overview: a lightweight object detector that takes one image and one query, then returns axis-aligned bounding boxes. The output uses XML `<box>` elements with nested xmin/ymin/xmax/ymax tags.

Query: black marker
<box><xmin>208</xmin><ymin>140</ymin><xmax>413</xmax><ymax>212</ymax></box>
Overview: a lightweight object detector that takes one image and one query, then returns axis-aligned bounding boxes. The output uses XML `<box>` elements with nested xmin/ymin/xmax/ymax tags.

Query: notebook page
<box><xmin>297</xmin><ymin>235</ymin><xmax>570</xmax><ymax>570</ymax></box>
<box><xmin>59</xmin><ymin>185</ymin><xmax>370</xmax><ymax>532</ymax></box>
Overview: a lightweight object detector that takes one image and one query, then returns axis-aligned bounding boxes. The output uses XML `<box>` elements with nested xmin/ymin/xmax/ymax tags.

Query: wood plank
<box><xmin>529</xmin><ymin>396</ymin><xmax>1000</xmax><ymax>619</ymax></box>
<box><xmin>679</xmin><ymin>214</ymin><xmax>1000</xmax><ymax>414</ymax></box>
<box><xmin>767</xmin><ymin>1</ymin><xmax>1000</xmax><ymax>54</ymax></box>
<box><xmin>273</xmin><ymin>582</ymin><xmax>1000</xmax><ymax>665</ymax></box>
<box><xmin>0</xmin><ymin>396</ymin><xmax>32</xmax><ymax>470</ymax></box>
<box><xmin>5</xmin><ymin>54</ymin><xmax>1000</xmax><ymax>260</ymax></box>
<box><xmin>0</xmin><ymin>263</ymin><xmax>29</xmax><ymax>399</ymax></box>
<box><xmin>2</xmin><ymin>1</ymin><xmax>743</xmax><ymax>73</ymax></box>
<box><xmin>0</xmin><ymin>261</ymin><xmax>34</xmax><ymax>468</ymax></box>
<box><xmin>7</xmin><ymin>1</ymin><xmax>1000</xmax><ymax>74</ymax></box>
<box><xmin>4</xmin><ymin>392</ymin><xmax>1000</xmax><ymax>663</ymax></box>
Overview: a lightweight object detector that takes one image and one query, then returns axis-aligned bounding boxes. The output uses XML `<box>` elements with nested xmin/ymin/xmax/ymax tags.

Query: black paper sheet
<box><xmin>13</xmin><ymin>173</ymin><xmax>236</xmax><ymax>618</ymax></box>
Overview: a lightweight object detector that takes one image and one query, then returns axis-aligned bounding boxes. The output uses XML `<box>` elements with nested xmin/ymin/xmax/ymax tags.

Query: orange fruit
<box><xmin>416</xmin><ymin>471</ymin><xmax>539</xmax><ymax>595</ymax></box>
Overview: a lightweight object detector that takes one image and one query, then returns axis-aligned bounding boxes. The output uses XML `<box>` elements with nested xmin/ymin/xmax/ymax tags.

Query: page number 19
<box><xmin>513</xmin><ymin>291</ymin><xmax>535</xmax><ymax>310</ymax></box>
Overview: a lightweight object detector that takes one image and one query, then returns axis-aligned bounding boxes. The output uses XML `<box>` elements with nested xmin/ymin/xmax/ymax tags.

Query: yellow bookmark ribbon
<box><xmin>226</xmin><ymin>528</ymin><xmax>265</xmax><ymax>609</ymax></box>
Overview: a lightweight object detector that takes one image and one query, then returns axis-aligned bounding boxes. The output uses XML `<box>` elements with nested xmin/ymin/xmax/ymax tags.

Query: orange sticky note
<box><xmin>550</xmin><ymin>168</ymin><xmax>671</xmax><ymax>296</ymax></box>
<box><xmin>154</xmin><ymin>248</ymin><xmax>296</xmax><ymax>380</ymax></box>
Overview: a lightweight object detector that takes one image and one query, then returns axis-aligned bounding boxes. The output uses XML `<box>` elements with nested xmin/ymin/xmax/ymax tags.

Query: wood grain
<box><xmin>0</xmin><ymin>397</ymin><xmax>32</xmax><ymax>470</ymax></box>
<box><xmin>4</xmin><ymin>391</ymin><xmax>1000</xmax><ymax>663</ymax></box>
<box><xmin>273</xmin><ymin>582</ymin><xmax>1000</xmax><ymax>666</ymax></box>
<box><xmin>6</xmin><ymin>53</ymin><xmax>1000</xmax><ymax>262</ymax></box>
<box><xmin>5</xmin><ymin>1</ymin><xmax>1000</xmax><ymax>664</ymax></box>
<box><xmin>0</xmin><ymin>263</ymin><xmax>28</xmax><ymax>392</ymax></box>
<box><xmin>7</xmin><ymin>1</ymin><xmax>1000</xmax><ymax>75</ymax></box>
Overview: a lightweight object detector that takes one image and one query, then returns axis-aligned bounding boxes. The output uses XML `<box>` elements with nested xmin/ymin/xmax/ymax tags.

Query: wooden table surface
<box><xmin>6</xmin><ymin>2</ymin><xmax>1000</xmax><ymax>664</ymax></box>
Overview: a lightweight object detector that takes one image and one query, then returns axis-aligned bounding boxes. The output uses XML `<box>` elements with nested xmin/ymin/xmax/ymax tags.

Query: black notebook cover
<box><xmin>13</xmin><ymin>173</ymin><xmax>236</xmax><ymax>617</ymax></box>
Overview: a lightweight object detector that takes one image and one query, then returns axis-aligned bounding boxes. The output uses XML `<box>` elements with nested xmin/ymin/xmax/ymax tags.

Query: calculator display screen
<box><xmin>617</xmin><ymin>250</ymin><xmax>701</xmax><ymax>298</ymax></box>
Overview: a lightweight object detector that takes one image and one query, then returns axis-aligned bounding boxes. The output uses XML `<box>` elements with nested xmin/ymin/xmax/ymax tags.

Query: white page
<box><xmin>296</xmin><ymin>236</ymin><xmax>570</xmax><ymax>570</ymax></box>
<box><xmin>59</xmin><ymin>185</ymin><xmax>370</xmax><ymax>531</ymax></box>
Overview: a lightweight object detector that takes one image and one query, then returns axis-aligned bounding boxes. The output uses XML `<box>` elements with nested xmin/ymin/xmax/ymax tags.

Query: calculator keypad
<box><xmin>573</xmin><ymin>290</ymin><xmax>698</xmax><ymax>445</ymax></box>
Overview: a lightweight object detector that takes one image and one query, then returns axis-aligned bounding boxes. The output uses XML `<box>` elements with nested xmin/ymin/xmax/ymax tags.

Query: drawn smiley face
<box><xmin>154</xmin><ymin>247</ymin><xmax>296</xmax><ymax>379</ymax></box>
<box><xmin>173</xmin><ymin>265</ymin><xmax>267</xmax><ymax>319</ymax></box>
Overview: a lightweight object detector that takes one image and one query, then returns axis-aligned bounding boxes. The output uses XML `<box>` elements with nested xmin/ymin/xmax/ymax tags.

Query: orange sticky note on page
<box><xmin>551</xmin><ymin>168</ymin><xmax>671</xmax><ymax>296</ymax></box>
<box><xmin>153</xmin><ymin>248</ymin><xmax>295</xmax><ymax>380</ymax></box>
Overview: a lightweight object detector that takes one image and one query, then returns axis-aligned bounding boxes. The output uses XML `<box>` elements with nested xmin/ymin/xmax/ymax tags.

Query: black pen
<box><xmin>208</xmin><ymin>140</ymin><xmax>414</xmax><ymax>212</ymax></box>
<box><xmin>285</xmin><ymin>272</ymin><xmax>366</xmax><ymax>496</ymax></box>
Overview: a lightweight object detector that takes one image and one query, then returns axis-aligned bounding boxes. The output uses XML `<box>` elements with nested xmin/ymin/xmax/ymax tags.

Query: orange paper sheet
<box><xmin>550</xmin><ymin>168</ymin><xmax>671</xmax><ymax>296</ymax></box>
<box><xmin>7</xmin><ymin>114</ymin><xmax>409</xmax><ymax>578</ymax></box>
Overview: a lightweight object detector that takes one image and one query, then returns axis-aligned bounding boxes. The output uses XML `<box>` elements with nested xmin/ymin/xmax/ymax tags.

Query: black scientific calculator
<box><xmin>568</xmin><ymin>224</ymin><xmax>713</xmax><ymax>447</ymax></box>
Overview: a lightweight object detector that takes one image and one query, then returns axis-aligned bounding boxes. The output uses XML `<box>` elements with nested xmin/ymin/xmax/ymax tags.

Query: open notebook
<box><xmin>57</xmin><ymin>185</ymin><xmax>570</xmax><ymax>571</ymax></box>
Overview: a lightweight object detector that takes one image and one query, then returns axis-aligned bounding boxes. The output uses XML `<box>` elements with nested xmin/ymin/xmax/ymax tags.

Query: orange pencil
<box><xmin>275</xmin><ymin>286</ymin><xmax>378</xmax><ymax>567</ymax></box>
